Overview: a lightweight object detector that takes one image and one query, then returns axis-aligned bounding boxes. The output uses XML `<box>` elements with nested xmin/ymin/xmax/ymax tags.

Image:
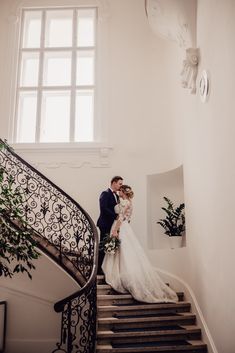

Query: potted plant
<box><xmin>157</xmin><ymin>197</ymin><xmax>185</xmax><ymax>248</ymax></box>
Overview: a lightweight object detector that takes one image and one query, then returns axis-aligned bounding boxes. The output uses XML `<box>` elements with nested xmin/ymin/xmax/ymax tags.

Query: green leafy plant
<box><xmin>0</xmin><ymin>142</ymin><xmax>40</xmax><ymax>278</ymax></box>
<box><xmin>157</xmin><ymin>197</ymin><xmax>185</xmax><ymax>237</ymax></box>
<box><xmin>0</xmin><ymin>139</ymin><xmax>14</xmax><ymax>152</ymax></box>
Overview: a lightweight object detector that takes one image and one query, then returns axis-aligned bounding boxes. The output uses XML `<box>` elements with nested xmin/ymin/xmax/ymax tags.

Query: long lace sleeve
<box><xmin>118</xmin><ymin>200</ymin><xmax>132</xmax><ymax>222</ymax></box>
<box><xmin>123</xmin><ymin>201</ymin><xmax>132</xmax><ymax>222</ymax></box>
<box><xmin>110</xmin><ymin>199</ymin><xmax>132</xmax><ymax>236</ymax></box>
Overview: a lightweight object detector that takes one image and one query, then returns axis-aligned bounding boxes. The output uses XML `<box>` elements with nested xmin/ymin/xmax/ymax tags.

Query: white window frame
<box><xmin>14</xmin><ymin>6</ymin><xmax>98</xmax><ymax>145</ymax></box>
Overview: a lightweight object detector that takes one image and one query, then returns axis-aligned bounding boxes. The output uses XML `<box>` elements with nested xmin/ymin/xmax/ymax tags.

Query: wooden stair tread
<box><xmin>97</xmin><ymin>275</ymin><xmax>105</xmax><ymax>279</ymax></box>
<box><xmin>98</xmin><ymin>292</ymin><xmax>184</xmax><ymax>299</ymax></box>
<box><xmin>98</xmin><ymin>312</ymin><xmax>195</xmax><ymax>324</ymax></box>
<box><xmin>98</xmin><ymin>294</ymin><xmax>133</xmax><ymax>299</ymax></box>
<box><xmin>97</xmin><ymin>326</ymin><xmax>201</xmax><ymax>338</ymax></box>
<box><xmin>98</xmin><ymin>284</ymin><xmax>113</xmax><ymax>289</ymax></box>
<box><xmin>96</xmin><ymin>340</ymin><xmax>207</xmax><ymax>352</ymax></box>
<box><xmin>98</xmin><ymin>301</ymin><xmax>190</xmax><ymax>311</ymax></box>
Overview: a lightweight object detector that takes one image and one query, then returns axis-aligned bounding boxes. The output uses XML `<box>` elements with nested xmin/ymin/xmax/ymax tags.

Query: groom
<box><xmin>97</xmin><ymin>176</ymin><xmax>123</xmax><ymax>274</ymax></box>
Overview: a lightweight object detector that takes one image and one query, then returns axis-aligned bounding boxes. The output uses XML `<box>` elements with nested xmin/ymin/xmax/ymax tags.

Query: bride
<box><xmin>102</xmin><ymin>185</ymin><xmax>178</xmax><ymax>303</ymax></box>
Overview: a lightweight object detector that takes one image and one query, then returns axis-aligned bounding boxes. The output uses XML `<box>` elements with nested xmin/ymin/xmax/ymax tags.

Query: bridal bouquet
<box><xmin>100</xmin><ymin>234</ymin><xmax>121</xmax><ymax>255</ymax></box>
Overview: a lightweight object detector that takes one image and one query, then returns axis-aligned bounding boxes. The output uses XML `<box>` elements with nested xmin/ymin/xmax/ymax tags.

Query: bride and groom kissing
<box><xmin>97</xmin><ymin>176</ymin><xmax>178</xmax><ymax>303</ymax></box>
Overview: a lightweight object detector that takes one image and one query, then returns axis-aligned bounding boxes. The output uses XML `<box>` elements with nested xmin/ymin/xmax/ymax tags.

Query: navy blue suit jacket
<box><xmin>97</xmin><ymin>188</ymin><xmax>118</xmax><ymax>235</ymax></box>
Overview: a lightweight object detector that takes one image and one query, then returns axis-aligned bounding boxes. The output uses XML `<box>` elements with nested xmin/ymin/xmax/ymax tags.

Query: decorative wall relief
<box><xmin>145</xmin><ymin>0</ymin><xmax>199</xmax><ymax>94</ymax></box>
<box><xmin>181</xmin><ymin>48</ymin><xmax>199</xmax><ymax>94</ymax></box>
<box><xmin>12</xmin><ymin>144</ymin><xmax>113</xmax><ymax>169</ymax></box>
<box><xmin>199</xmin><ymin>70</ymin><xmax>210</xmax><ymax>103</ymax></box>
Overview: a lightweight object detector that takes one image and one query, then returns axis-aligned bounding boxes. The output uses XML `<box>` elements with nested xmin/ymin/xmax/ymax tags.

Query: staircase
<box><xmin>0</xmin><ymin>139</ymin><xmax>98</xmax><ymax>353</ymax></box>
<box><xmin>0</xmin><ymin>139</ymin><xmax>208</xmax><ymax>353</ymax></box>
<box><xmin>96</xmin><ymin>275</ymin><xmax>207</xmax><ymax>353</ymax></box>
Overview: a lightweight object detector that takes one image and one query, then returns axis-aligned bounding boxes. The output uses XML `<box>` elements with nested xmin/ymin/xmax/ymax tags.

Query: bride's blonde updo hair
<box><xmin>120</xmin><ymin>185</ymin><xmax>134</xmax><ymax>199</ymax></box>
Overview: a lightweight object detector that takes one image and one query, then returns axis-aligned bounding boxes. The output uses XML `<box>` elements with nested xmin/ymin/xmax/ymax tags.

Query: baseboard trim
<box><xmin>6</xmin><ymin>338</ymin><xmax>57</xmax><ymax>353</ymax></box>
<box><xmin>156</xmin><ymin>267</ymin><xmax>218</xmax><ymax>353</ymax></box>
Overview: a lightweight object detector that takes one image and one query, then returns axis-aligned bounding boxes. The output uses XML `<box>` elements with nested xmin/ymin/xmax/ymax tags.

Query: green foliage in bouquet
<box><xmin>99</xmin><ymin>233</ymin><xmax>121</xmax><ymax>255</ymax></box>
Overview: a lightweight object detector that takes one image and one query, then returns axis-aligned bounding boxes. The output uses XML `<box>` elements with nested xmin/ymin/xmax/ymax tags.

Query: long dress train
<box><xmin>102</xmin><ymin>199</ymin><xmax>178</xmax><ymax>303</ymax></box>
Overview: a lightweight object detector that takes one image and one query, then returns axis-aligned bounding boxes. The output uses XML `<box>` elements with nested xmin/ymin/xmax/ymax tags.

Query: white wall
<box><xmin>183</xmin><ymin>1</ymin><xmax>235</xmax><ymax>352</ymax></box>
<box><xmin>0</xmin><ymin>0</ymin><xmax>184</xmax><ymax>350</ymax></box>
<box><xmin>0</xmin><ymin>0</ymin><xmax>183</xmax><ymax>240</ymax></box>
<box><xmin>0</xmin><ymin>254</ymin><xmax>78</xmax><ymax>353</ymax></box>
<box><xmin>152</xmin><ymin>2</ymin><xmax>235</xmax><ymax>352</ymax></box>
<box><xmin>3</xmin><ymin>0</ymin><xmax>235</xmax><ymax>352</ymax></box>
<box><xmin>148</xmin><ymin>1</ymin><xmax>235</xmax><ymax>352</ymax></box>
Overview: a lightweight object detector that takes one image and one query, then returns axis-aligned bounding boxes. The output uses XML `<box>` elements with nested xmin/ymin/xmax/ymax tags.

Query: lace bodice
<box><xmin>115</xmin><ymin>198</ymin><xmax>133</xmax><ymax>222</ymax></box>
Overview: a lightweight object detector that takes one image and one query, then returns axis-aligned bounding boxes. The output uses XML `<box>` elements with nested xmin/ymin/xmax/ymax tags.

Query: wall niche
<box><xmin>147</xmin><ymin>165</ymin><xmax>185</xmax><ymax>249</ymax></box>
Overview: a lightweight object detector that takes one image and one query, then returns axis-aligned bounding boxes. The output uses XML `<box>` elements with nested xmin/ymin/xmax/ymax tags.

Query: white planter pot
<box><xmin>169</xmin><ymin>236</ymin><xmax>183</xmax><ymax>249</ymax></box>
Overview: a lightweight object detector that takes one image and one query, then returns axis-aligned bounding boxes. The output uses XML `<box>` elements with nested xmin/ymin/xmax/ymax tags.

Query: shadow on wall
<box><xmin>147</xmin><ymin>165</ymin><xmax>185</xmax><ymax>249</ymax></box>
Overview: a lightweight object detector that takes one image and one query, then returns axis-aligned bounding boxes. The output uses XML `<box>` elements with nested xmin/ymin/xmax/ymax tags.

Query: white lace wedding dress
<box><xmin>102</xmin><ymin>198</ymin><xmax>178</xmax><ymax>303</ymax></box>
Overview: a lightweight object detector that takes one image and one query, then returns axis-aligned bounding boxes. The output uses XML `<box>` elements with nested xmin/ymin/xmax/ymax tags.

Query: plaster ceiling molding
<box><xmin>13</xmin><ymin>144</ymin><xmax>113</xmax><ymax>168</ymax></box>
<box><xmin>18</xmin><ymin>0</ymin><xmax>110</xmax><ymax>13</ymax></box>
<box><xmin>145</xmin><ymin>0</ymin><xmax>197</xmax><ymax>48</ymax></box>
<box><xmin>97</xmin><ymin>0</ymin><xmax>111</xmax><ymax>22</ymax></box>
<box><xmin>5</xmin><ymin>0</ymin><xmax>23</xmax><ymax>24</ymax></box>
<box><xmin>145</xmin><ymin>0</ymin><xmax>199</xmax><ymax>94</ymax></box>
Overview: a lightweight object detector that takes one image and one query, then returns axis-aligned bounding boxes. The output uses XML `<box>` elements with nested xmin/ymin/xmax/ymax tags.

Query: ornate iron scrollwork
<box><xmin>0</xmin><ymin>139</ymin><xmax>98</xmax><ymax>353</ymax></box>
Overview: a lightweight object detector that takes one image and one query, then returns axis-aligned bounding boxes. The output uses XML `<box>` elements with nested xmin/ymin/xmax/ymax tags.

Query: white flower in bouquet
<box><xmin>101</xmin><ymin>234</ymin><xmax>121</xmax><ymax>255</ymax></box>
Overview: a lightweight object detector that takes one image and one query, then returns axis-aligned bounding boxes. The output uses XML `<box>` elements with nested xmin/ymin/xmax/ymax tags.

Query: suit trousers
<box><xmin>97</xmin><ymin>230</ymin><xmax>107</xmax><ymax>275</ymax></box>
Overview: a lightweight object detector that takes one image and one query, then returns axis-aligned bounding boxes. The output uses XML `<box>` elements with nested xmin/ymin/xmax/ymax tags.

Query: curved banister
<box><xmin>54</xmin><ymin>241</ymin><xmax>98</xmax><ymax>313</ymax></box>
<box><xmin>0</xmin><ymin>139</ymin><xmax>94</xmax><ymax>232</ymax></box>
<box><xmin>0</xmin><ymin>139</ymin><xmax>98</xmax><ymax>353</ymax></box>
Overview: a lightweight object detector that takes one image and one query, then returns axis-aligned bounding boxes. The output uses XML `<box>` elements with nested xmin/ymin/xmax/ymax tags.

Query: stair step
<box><xmin>97</xmin><ymin>325</ymin><xmax>201</xmax><ymax>344</ymax></box>
<box><xmin>97</xmin><ymin>283</ymin><xmax>172</xmax><ymax>295</ymax></box>
<box><xmin>97</xmin><ymin>292</ymin><xmax>184</xmax><ymax>306</ymax></box>
<box><xmin>97</xmin><ymin>277</ymin><xmax>206</xmax><ymax>353</ymax></box>
<box><xmin>98</xmin><ymin>313</ymin><xmax>196</xmax><ymax>330</ymax></box>
<box><xmin>97</xmin><ymin>274</ymin><xmax>106</xmax><ymax>284</ymax></box>
<box><xmin>98</xmin><ymin>284</ymin><xmax>118</xmax><ymax>295</ymax></box>
<box><xmin>96</xmin><ymin>340</ymin><xmax>207</xmax><ymax>352</ymax></box>
<box><xmin>112</xmin><ymin>325</ymin><xmax>187</xmax><ymax>333</ymax></box>
<box><xmin>98</xmin><ymin>302</ymin><xmax>191</xmax><ymax>318</ymax></box>
<box><xmin>97</xmin><ymin>276</ymin><xmax>170</xmax><ymax>286</ymax></box>
<box><xmin>98</xmin><ymin>293</ymin><xmax>137</xmax><ymax>305</ymax></box>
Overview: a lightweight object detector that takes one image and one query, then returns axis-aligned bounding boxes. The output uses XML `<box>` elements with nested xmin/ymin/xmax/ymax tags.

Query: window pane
<box><xmin>75</xmin><ymin>90</ymin><xmax>93</xmax><ymax>141</ymax></box>
<box><xmin>45</xmin><ymin>10</ymin><xmax>73</xmax><ymax>47</ymax></box>
<box><xmin>20</xmin><ymin>52</ymin><xmax>39</xmax><ymax>87</ymax></box>
<box><xmin>22</xmin><ymin>11</ymin><xmax>42</xmax><ymax>48</ymax></box>
<box><xmin>15</xmin><ymin>8</ymin><xmax>97</xmax><ymax>144</ymax></box>
<box><xmin>76</xmin><ymin>51</ymin><xmax>94</xmax><ymax>85</ymax></box>
<box><xmin>41</xmin><ymin>91</ymin><xmax>70</xmax><ymax>142</ymax></box>
<box><xmin>43</xmin><ymin>52</ymin><xmax>71</xmax><ymax>86</ymax></box>
<box><xmin>77</xmin><ymin>9</ymin><xmax>95</xmax><ymax>47</ymax></box>
<box><xmin>17</xmin><ymin>92</ymin><xmax>37</xmax><ymax>142</ymax></box>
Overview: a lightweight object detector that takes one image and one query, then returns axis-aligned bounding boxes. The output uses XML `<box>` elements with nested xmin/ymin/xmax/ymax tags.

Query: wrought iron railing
<box><xmin>0</xmin><ymin>139</ymin><xmax>98</xmax><ymax>353</ymax></box>
<box><xmin>0</xmin><ymin>301</ymin><xmax>7</xmax><ymax>353</ymax></box>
